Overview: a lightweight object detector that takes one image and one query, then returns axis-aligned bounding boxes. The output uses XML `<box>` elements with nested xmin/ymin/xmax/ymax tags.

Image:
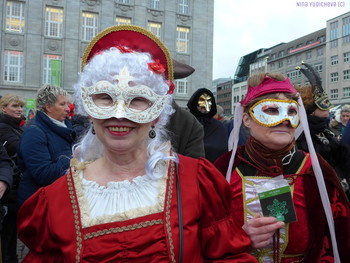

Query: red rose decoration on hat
<box><xmin>148</xmin><ymin>59</ymin><xmax>166</xmax><ymax>74</ymax></box>
<box><xmin>116</xmin><ymin>45</ymin><xmax>133</xmax><ymax>53</ymax></box>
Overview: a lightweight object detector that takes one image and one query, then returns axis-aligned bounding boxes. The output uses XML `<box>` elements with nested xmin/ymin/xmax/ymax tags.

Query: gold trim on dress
<box><xmin>67</xmin><ymin>167</ymin><xmax>83</xmax><ymax>263</ymax></box>
<box><xmin>165</xmin><ymin>160</ymin><xmax>176</xmax><ymax>262</ymax></box>
<box><xmin>68</xmin><ymin>158</ymin><xmax>176</xmax><ymax>262</ymax></box>
<box><xmin>83</xmin><ymin>219</ymin><xmax>164</xmax><ymax>240</ymax></box>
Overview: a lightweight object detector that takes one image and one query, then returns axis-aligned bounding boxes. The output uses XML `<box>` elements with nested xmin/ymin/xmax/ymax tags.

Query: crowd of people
<box><xmin>0</xmin><ymin>25</ymin><xmax>349</xmax><ymax>262</ymax></box>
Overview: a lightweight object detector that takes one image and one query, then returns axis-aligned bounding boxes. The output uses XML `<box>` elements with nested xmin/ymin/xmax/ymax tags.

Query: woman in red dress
<box><xmin>215</xmin><ymin>72</ymin><xmax>350</xmax><ymax>262</ymax></box>
<box><xmin>17</xmin><ymin>25</ymin><xmax>256</xmax><ymax>263</ymax></box>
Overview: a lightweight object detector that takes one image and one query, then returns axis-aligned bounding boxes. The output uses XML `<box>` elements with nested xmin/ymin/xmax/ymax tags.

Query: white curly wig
<box><xmin>73</xmin><ymin>47</ymin><xmax>177</xmax><ymax>179</ymax></box>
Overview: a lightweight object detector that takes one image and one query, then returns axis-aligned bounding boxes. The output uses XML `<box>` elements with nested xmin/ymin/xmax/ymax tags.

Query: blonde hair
<box><xmin>36</xmin><ymin>84</ymin><xmax>68</xmax><ymax>112</ymax></box>
<box><xmin>0</xmin><ymin>94</ymin><xmax>25</xmax><ymax>113</ymax></box>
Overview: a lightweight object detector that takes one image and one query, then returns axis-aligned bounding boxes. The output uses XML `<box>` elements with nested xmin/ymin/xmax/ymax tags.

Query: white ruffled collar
<box><xmin>71</xmin><ymin>161</ymin><xmax>168</xmax><ymax>228</ymax></box>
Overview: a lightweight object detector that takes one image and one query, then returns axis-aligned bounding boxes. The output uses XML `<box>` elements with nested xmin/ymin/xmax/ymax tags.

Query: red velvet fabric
<box><xmin>215</xmin><ymin>149</ymin><xmax>350</xmax><ymax>262</ymax></box>
<box><xmin>17</xmin><ymin>155</ymin><xmax>256</xmax><ymax>262</ymax></box>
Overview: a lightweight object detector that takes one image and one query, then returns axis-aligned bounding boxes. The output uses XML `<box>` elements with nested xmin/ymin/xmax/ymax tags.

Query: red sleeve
<box><xmin>196</xmin><ymin>158</ymin><xmax>257</xmax><ymax>262</ymax></box>
<box><xmin>17</xmin><ymin>188</ymin><xmax>65</xmax><ymax>263</ymax></box>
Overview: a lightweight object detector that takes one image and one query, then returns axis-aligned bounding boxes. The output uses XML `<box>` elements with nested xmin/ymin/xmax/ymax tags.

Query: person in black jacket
<box><xmin>0</xmin><ymin>93</ymin><xmax>25</xmax><ymax>263</ymax></box>
<box><xmin>166</xmin><ymin>60</ymin><xmax>205</xmax><ymax>158</ymax></box>
<box><xmin>187</xmin><ymin>88</ymin><xmax>228</xmax><ymax>163</ymax></box>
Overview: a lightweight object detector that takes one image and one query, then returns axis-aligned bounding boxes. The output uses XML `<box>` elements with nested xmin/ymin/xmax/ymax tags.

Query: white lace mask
<box><xmin>81</xmin><ymin>67</ymin><xmax>168</xmax><ymax>123</ymax></box>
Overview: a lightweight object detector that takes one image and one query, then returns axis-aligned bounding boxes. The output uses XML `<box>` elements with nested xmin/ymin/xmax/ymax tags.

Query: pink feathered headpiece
<box><xmin>240</xmin><ymin>76</ymin><xmax>297</xmax><ymax>107</ymax></box>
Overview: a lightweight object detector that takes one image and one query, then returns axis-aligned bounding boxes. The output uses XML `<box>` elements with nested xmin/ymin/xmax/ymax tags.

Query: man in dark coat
<box><xmin>187</xmin><ymin>88</ymin><xmax>228</xmax><ymax>163</ymax></box>
<box><xmin>166</xmin><ymin>60</ymin><xmax>205</xmax><ymax>158</ymax></box>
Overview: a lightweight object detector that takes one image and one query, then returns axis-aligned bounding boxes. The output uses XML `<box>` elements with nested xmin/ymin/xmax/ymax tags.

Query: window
<box><xmin>344</xmin><ymin>15</ymin><xmax>350</xmax><ymax>43</ymax></box>
<box><xmin>45</xmin><ymin>7</ymin><xmax>63</xmax><ymax>37</ymax></box>
<box><xmin>318</xmin><ymin>35</ymin><xmax>326</xmax><ymax>42</ymax></box>
<box><xmin>4</xmin><ymin>50</ymin><xmax>23</xmax><ymax>82</ymax></box>
<box><xmin>316</xmin><ymin>47</ymin><xmax>323</xmax><ymax>56</ymax></box>
<box><xmin>330</xmin><ymin>21</ymin><xmax>338</xmax><ymax>40</ymax></box>
<box><xmin>287</xmin><ymin>58</ymin><xmax>292</xmax><ymax>65</ymax></box>
<box><xmin>278</xmin><ymin>51</ymin><xmax>285</xmax><ymax>57</ymax></box>
<box><xmin>315</xmin><ymin>63</ymin><xmax>323</xmax><ymax>74</ymax></box>
<box><xmin>278</xmin><ymin>61</ymin><xmax>283</xmax><ymax>68</ymax></box>
<box><xmin>150</xmin><ymin>0</ymin><xmax>160</xmax><ymax>9</ymax></box>
<box><xmin>305</xmin><ymin>51</ymin><xmax>312</xmax><ymax>59</ymax></box>
<box><xmin>330</xmin><ymin>89</ymin><xmax>338</xmax><ymax>99</ymax></box>
<box><xmin>306</xmin><ymin>39</ymin><xmax>313</xmax><ymax>45</ymax></box>
<box><xmin>178</xmin><ymin>0</ymin><xmax>189</xmax><ymax>14</ymax></box>
<box><xmin>6</xmin><ymin>1</ymin><xmax>25</xmax><ymax>33</ymax></box>
<box><xmin>344</xmin><ymin>52</ymin><xmax>350</xmax><ymax>63</ymax></box>
<box><xmin>175</xmin><ymin>78</ymin><xmax>188</xmax><ymax>94</ymax></box>
<box><xmin>344</xmin><ymin>69</ymin><xmax>350</xmax><ymax>80</ymax></box>
<box><xmin>331</xmin><ymin>72</ymin><xmax>339</xmax><ymax>82</ymax></box>
<box><xmin>43</xmin><ymin>54</ymin><xmax>62</xmax><ymax>86</ymax></box>
<box><xmin>331</xmin><ymin>55</ymin><xmax>339</xmax><ymax>65</ymax></box>
<box><xmin>343</xmin><ymin>16</ymin><xmax>350</xmax><ymax>36</ymax></box>
<box><xmin>330</xmin><ymin>40</ymin><xmax>338</xmax><ymax>48</ymax></box>
<box><xmin>82</xmin><ymin>12</ymin><xmax>98</xmax><ymax>41</ymax></box>
<box><xmin>344</xmin><ymin>36</ymin><xmax>350</xmax><ymax>44</ymax></box>
<box><xmin>296</xmin><ymin>55</ymin><xmax>302</xmax><ymax>63</ymax></box>
<box><xmin>148</xmin><ymin>22</ymin><xmax>162</xmax><ymax>39</ymax></box>
<box><xmin>115</xmin><ymin>16</ymin><xmax>131</xmax><ymax>25</ymax></box>
<box><xmin>343</xmin><ymin>87</ymin><xmax>350</xmax><ymax>97</ymax></box>
<box><xmin>176</xmin><ymin>26</ymin><xmax>190</xmax><ymax>53</ymax></box>
<box><xmin>286</xmin><ymin>70</ymin><xmax>301</xmax><ymax>80</ymax></box>
<box><xmin>116</xmin><ymin>0</ymin><xmax>130</xmax><ymax>3</ymax></box>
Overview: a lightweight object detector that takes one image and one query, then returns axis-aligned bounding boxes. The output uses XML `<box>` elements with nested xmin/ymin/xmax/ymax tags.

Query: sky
<box><xmin>213</xmin><ymin>0</ymin><xmax>349</xmax><ymax>79</ymax></box>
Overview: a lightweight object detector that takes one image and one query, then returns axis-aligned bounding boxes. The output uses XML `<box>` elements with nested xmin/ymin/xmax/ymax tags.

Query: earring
<box><xmin>91</xmin><ymin>125</ymin><xmax>96</xmax><ymax>135</ymax></box>
<box><xmin>149</xmin><ymin>126</ymin><xmax>156</xmax><ymax>139</ymax></box>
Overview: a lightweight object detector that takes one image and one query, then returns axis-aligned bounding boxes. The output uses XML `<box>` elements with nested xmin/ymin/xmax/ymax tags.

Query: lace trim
<box><xmin>71</xmin><ymin>159</ymin><xmax>167</xmax><ymax>228</ymax></box>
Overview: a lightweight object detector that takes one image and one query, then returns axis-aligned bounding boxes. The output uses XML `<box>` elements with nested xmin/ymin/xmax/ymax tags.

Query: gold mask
<box><xmin>197</xmin><ymin>93</ymin><xmax>212</xmax><ymax>113</ymax></box>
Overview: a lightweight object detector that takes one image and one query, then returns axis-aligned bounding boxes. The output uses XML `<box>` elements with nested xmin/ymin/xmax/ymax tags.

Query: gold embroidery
<box><xmin>83</xmin><ymin>219</ymin><xmax>163</xmax><ymax>240</ymax></box>
<box><xmin>68</xmin><ymin>158</ymin><xmax>176</xmax><ymax>262</ymax></box>
<box><xmin>67</xmin><ymin>169</ymin><xmax>83</xmax><ymax>263</ymax></box>
<box><xmin>165</xmin><ymin>161</ymin><xmax>176</xmax><ymax>263</ymax></box>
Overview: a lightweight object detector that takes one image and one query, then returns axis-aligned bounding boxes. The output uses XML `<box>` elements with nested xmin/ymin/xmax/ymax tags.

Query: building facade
<box><xmin>326</xmin><ymin>12</ymin><xmax>350</xmax><ymax>105</ymax></box>
<box><xmin>216</xmin><ymin>11</ymin><xmax>350</xmax><ymax>114</ymax></box>
<box><xmin>267</xmin><ymin>28</ymin><xmax>327</xmax><ymax>87</ymax></box>
<box><xmin>0</xmin><ymin>0</ymin><xmax>214</xmax><ymax>108</ymax></box>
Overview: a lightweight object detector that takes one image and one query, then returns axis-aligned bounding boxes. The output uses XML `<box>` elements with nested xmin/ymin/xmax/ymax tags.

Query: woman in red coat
<box><xmin>17</xmin><ymin>25</ymin><xmax>256</xmax><ymax>263</ymax></box>
<box><xmin>215</xmin><ymin>72</ymin><xmax>350</xmax><ymax>262</ymax></box>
